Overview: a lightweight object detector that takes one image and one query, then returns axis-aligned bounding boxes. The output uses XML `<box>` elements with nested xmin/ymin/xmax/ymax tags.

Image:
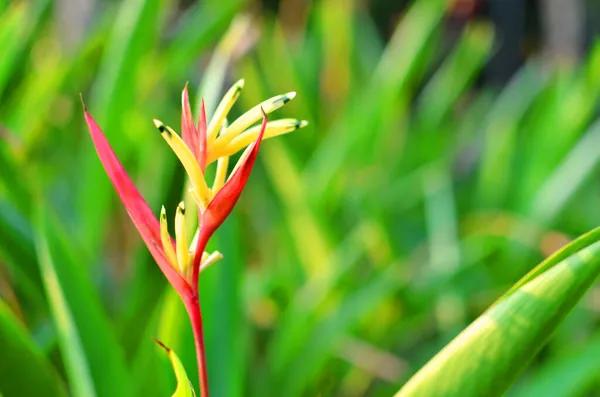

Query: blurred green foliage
<box><xmin>1</xmin><ymin>0</ymin><xmax>600</xmax><ymax>396</ymax></box>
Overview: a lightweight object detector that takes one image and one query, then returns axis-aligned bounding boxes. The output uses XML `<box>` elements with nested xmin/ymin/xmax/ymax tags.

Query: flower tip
<box><xmin>79</xmin><ymin>93</ymin><xmax>87</xmax><ymax>111</ymax></box>
<box><xmin>284</xmin><ymin>91</ymin><xmax>297</xmax><ymax>103</ymax></box>
<box><xmin>297</xmin><ymin>120</ymin><xmax>309</xmax><ymax>129</ymax></box>
<box><xmin>152</xmin><ymin>118</ymin><xmax>166</xmax><ymax>132</ymax></box>
<box><xmin>177</xmin><ymin>201</ymin><xmax>185</xmax><ymax>213</ymax></box>
<box><xmin>235</xmin><ymin>79</ymin><xmax>245</xmax><ymax>90</ymax></box>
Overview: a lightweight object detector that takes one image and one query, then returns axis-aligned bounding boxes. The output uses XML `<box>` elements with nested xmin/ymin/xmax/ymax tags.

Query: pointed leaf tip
<box><xmin>153</xmin><ymin>338</ymin><xmax>169</xmax><ymax>352</ymax></box>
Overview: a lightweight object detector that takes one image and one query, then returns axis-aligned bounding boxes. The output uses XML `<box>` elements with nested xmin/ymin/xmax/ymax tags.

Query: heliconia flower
<box><xmin>82</xmin><ymin>80</ymin><xmax>307</xmax><ymax>294</ymax></box>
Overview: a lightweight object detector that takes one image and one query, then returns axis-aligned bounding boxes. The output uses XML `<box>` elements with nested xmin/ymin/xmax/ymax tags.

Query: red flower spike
<box><xmin>81</xmin><ymin>99</ymin><xmax>191</xmax><ymax>297</ymax></box>
<box><xmin>191</xmin><ymin>110</ymin><xmax>268</xmax><ymax>281</ymax></box>
<box><xmin>84</xmin><ymin>81</ymin><xmax>306</xmax><ymax>397</ymax></box>
<box><xmin>181</xmin><ymin>83</ymin><xmax>199</xmax><ymax>160</ymax></box>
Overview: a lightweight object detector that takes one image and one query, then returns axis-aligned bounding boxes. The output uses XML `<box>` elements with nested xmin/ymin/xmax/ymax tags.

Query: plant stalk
<box><xmin>185</xmin><ymin>293</ymin><xmax>210</xmax><ymax>397</ymax></box>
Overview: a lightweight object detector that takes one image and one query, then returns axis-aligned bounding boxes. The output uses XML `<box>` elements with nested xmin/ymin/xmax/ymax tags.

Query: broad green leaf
<box><xmin>396</xmin><ymin>227</ymin><xmax>600</xmax><ymax>396</ymax></box>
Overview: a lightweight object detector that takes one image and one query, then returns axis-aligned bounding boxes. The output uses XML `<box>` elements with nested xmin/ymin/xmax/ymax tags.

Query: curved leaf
<box><xmin>396</xmin><ymin>227</ymin><xmax>600</xmax><ymax>396</ymax></box>
<box><xmin>155</xmin><ymin>340</ymin><xmax>196</xmax><ymax>397</ymax></box>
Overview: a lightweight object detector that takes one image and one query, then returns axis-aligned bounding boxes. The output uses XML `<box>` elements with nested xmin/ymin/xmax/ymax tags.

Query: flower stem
<box><xmin>184</xmin><ymin>293</ymin><xmax>210</xmax><ymax>397</ymax></box>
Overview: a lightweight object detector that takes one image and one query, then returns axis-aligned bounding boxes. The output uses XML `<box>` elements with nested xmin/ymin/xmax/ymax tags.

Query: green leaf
<box><xmin>0</xmin><ymin>300</ymin><xmax>67</xmax><ymax>397</ymax></box>
<box><xmin>396</xmin><ymin>227</ymin><xmax>600</xmax><ymax>397</ymax></box>
<box><xmin>35</xmin><ymin>206</ymin><xmax>129</xmax><ymax>397</ymax></box>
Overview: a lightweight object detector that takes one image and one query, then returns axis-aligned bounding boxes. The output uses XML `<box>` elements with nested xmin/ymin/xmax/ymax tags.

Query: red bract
<box><xmin>82</xmin><ymin>101</ymin><xmax>191</xmax><ymax>297</ymax></box>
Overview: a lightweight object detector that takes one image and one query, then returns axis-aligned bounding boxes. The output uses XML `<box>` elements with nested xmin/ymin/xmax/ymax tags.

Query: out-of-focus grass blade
<box><xmin>0</xmin><ymin>139</ymin><xmax>31</xmax><ymax>214</ymax></box>
<box><xmin>476</xmin><ymin>62</ymin><xmax>548</xmax><ymax>207</ymax></box>
<box><xmin>235</xmin><ymin>75</ymin><xmax>332</xmax><ymax>278</ymax></box>
<box><xmin>80</xmin><ymin>0</ymin><xmax>166</xmax><ymax>255</ymax></box>
<box><xmin>195</xmin><ymin>14</ymin><xmax>254</xmax><ymax>115</ymax></box>
<box><xmin>414</xmin><ymin>23</ymin><xmax>494</xmax><ymax>134</ymax></box>
<box><xmin>164</xmin><ymin>1</ymin><xmax>243</xmax><ymax>82</ymax></box>
<box><xmin>36</xmin><ymin>206</ymin><xmax>129</xmax><ymax>396</ymax></box>
<box><xmin>0</xmin><ymin>201</ymin><xmax>44</xmax><ymax>314</ymax></box>
<box><xmin>200</xmin><ymin>216</ymin><xmax>247</xmax><ymax>397</ymax></box>
<box><xmin>396</xmin><ymin>226</ymin><xmax>600</xmax><ymax>396</ymax></box>
<box><xmin>510</xmin><ymin>331</ymin><xmax>600</xmax><ymax>397</ymax></box>
<box><xmin>260</xmin><ymin>140</ymin><xmax>332</xmax><ymax>279</ymax></box>
<box><xmin>0</xmin><ymin>300</ymin><xmax>67</xmax><ymax>397</ymax></box>
<box><xmin>306</xmin><ymin>0</ymin><xmax>446</xmax><ymax>200</ymax></box>
<box><xmin>0</xmin><ymin>0</ymin><xmax>50</xmax><ymax>100</ymax></box>
<box><xmin>279</xmin><ymin>264</ymin><xmax>403</xmax><ymax>396</ymax></box>
<box><xmin>6</xmin><ymin>41</ymin><xmax>68</xmax><ymax>152</ymax></box>
<box><xmin>318</xmin><ymin>0</ymin><xmax>353</xmax><ymax>111</ymax></box>
<box><xmin>518</xmin><ymin>44</ymin><xmax>600</xmax><ymax>208</ymax></box>
<box><xmin>423</xmin><ymin>167</ymin><xmax>464</xmax><ymax>333</ymax></box>
<box><xmin>0</xmin><ymin>2</ymin><xmax>28</xmax><ymax>98</ymax></box>
<box><xmin>530</xmin><ymin>119</ymin><xmax>600</xmax><ymax>223</ymax></box>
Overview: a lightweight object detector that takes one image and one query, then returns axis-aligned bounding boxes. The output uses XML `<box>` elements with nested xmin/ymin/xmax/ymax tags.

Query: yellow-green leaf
<box><xmin>396</xmin><ymin>227</ymin><xmax>600</xmax><ymax>396</ymax></box>
<box><xmin>155</xmin><ymin>340</ymin><xmax>196</xmax><ymax>397</ymax></box>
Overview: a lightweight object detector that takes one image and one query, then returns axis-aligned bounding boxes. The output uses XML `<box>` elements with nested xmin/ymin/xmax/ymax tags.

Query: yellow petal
<box><xmin>188</xmin><ymin>188</ymin><xmax>207</xmax><ymax>212</ymax></box>
<box><xmin>159</xmin><ymin>206</ymin><xmax>178</xmax><ymax>270</ymax></box>
<box><xmin>206</xmin><ymin>79</ymin><xmax>245</xmax><ymax>143</ymax></box>
<box><xmin>209</xmin><ymin>119</ymin><xmax>307</xmax><ymax>162</ymax></box>
<box><xmin>211</xmin><ymin>156</ymin><xmax>230</xmax><ymax>197</ymax></box>
<box><xmin>153</xmin><ymin>119</ymin><xmax>211</xmax><ymax>208</ymax></box>
<box><xmin>175</xmin><ymin>202</ymin><xmax>189</xmax><ymax>274</ymax></box>
<box><xmin>200</xmin><ymin>251</ymin><xmax>223</xmax><ymax>272</ymax></box>
<box><xmin>216</xmin><ymin>91</ymin><xmax>296</xmax><ymax>146</ymax></box>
